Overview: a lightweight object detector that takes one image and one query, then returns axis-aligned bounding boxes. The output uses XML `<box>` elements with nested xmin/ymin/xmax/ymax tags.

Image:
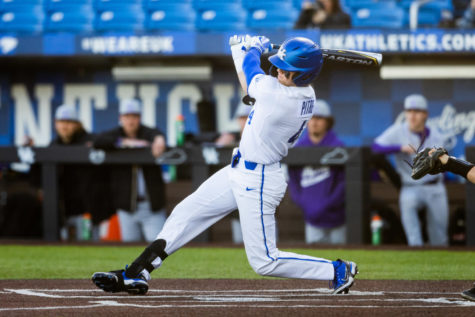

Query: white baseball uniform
<box><xmin>374</xmin><ymin>122</ymin><xmax>449</xmax><ymax>246</ymax></box>
<box><xmin>153</xmin><ymin>72</ymin><xmax>334</xmax><ymax>280</ymax></box>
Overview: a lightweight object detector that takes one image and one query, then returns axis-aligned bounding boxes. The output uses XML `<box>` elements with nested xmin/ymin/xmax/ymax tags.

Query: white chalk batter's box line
<box><xmin>1</xmin><ymin>288</ymin><xmax>475</xmax><ymax>311</ymax></box>
<box><xmin>2</xmin><ymin>288</ymin><xmax>463</xmax><ymax>295</ymax></box>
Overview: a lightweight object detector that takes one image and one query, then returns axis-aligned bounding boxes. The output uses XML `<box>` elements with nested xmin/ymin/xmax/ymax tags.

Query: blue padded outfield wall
<box><xmin>0</xmin><ymin>30</ymin><xmax>474</xmax><ymax>160</ymax></box>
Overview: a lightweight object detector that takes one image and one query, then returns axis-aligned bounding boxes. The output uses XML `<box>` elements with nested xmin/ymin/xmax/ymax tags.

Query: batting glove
<box><xmin>229</xmin><ymin>34</ymin><xmax>251</xmax><ymax>51</ymax></box>
<box><xmin>249</xmin><ymin>36</ymin><xmax>272</xmax><ymax>54</ymax></box>
<box><xmin>230</xmin><ymin>34</ymin><xmax>251</xmax><ymax>73</ymax></box>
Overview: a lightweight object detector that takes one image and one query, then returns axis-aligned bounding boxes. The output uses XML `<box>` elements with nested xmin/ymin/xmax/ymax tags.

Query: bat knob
<box><xmin>242</xmin><ymin>95</ymin><xmax>255</xmax><ymax>106</ymax></box>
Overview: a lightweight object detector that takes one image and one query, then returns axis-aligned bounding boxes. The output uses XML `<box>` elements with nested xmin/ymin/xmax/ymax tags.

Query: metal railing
<box><xmin>1</xmin><ymin>145</ymin><xmax>474</xmax><ymax>245</ymax></box>
<box><xmin>410</xmin><ymin>0</ymin><xmax>435</xmax><ymax>30</ymax></box>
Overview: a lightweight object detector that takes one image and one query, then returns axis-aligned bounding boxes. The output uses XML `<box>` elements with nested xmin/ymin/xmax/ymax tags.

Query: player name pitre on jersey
<box><xmin>300</xmin><ymin>99</ymin><xmax>315</xmax><ymax>116</ymax></box>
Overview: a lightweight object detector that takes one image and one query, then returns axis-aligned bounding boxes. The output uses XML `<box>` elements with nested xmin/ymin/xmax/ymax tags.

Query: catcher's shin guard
<box><xmin>461</xmin><ymin>284</ymin><xmax>475</xmax><ymax>301</ymax></box>
<box><xmin>126</xmin><ymin>239</ymin><xmax>168</xmax><ymax>278</ymax></box>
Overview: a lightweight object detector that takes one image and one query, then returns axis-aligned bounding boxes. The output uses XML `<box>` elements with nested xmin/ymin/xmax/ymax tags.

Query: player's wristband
<box><xmin>444</xmin><ymin>157</ymin><xmax>474</xmax><ymax>179</ymax></box>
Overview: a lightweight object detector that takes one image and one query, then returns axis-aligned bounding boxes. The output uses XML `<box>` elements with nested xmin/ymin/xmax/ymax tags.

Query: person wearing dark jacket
<box><xmin>93</xmin><ymin>99</ymin><xmax>167</xmax><ymax>242</ymax></box>
<box><xmin>294</xmin><ymin>0</ymin><xmax>350</xmax><ymax>29</ymax></box>
<box><xmin>288</xmin><ymin>100</ymin><xmax>346</xmax><ymax>244</ymax></box>
<box><xmin>49</xmin><ymin>104</ymin><xmax>100</xmax><ymax>241</ymax></box>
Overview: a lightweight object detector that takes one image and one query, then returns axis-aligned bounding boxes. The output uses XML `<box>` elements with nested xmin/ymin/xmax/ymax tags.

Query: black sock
<box><xmin>125</xmin><ymin>239</ymin><xmax>168</xmax><ymax>278</ymax></box>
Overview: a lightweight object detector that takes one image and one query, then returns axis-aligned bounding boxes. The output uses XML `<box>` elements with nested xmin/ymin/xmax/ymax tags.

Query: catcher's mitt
<box><xmin>411</xmin><ymin>147</ymin><xmax>448</xmax><ymax>180</ymax></box>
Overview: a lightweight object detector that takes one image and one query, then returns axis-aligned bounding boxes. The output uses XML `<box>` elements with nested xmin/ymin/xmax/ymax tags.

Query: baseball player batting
<box><xmin>92</xmin><ymin>35</ymin><xmax>358</xmax><ymax>295</ymax></box>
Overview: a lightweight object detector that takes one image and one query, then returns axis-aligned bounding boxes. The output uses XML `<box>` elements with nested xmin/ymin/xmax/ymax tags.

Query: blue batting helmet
<box><xmin>268</xmin><ymin>37</ymin><xmax>323</xmax><ymax>87</ymax></box>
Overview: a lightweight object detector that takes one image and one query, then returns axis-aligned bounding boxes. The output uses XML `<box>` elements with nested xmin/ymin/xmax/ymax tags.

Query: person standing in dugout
<box><xmin>372</xmin><ymin>94</ymin><xmax>449</xmax><ymax>247</ymax></box>
<box><xmin>49</xmin><ymin>104</ymin><xmax>96</xmax><ymax>240</ymax></box>
<box><xmin>287</xmin><ymin>100</ymin><xmax>346</xmax><ymax>244</ymax></box>
<box><xmin>92</xmin><ymin>35</ymin><xmax>358</xmax><ymax>295</ymax></box>
<box><xmin>93</xmin><ymin>99</ymin><xmax>167</xmax><ymax>242</ymax></box>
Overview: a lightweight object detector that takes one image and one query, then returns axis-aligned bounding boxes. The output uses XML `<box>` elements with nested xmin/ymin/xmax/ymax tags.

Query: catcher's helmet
<box><xmin>268</xmin><ymin>37</ymin><xmax>323</xmax><ymax>87</ymax></box>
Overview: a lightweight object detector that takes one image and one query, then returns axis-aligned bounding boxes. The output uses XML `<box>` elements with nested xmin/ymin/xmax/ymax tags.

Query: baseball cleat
<box><xmin>92</xmin><ymin>267</ymin><xmax>149</xmax><ymax>295</ymax></box>
<box><xmin>331</xmin><ymin>259</ymin><xmax>358</xmax><ymax>294</ymax></box>
<box><xmin>461</xmin><ymin>283</ymin><xmax>475</xmax><ymax>301</ymax></box>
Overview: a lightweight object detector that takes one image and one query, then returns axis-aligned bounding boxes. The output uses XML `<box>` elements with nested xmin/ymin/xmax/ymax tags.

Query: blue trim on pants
<box><xmin>276</xmin><ymin>256</ymin><xmax>331</xmax><ymax>263</ymax></box>
<box><xmin>260</xmin><ymin>165</ymin><xmax>274</xmax><ymax>261</ymax></box>
<box><xmin>259</xmin><ymin>165</ymin><xmax>331</xmax><ymax>264</ymax></box>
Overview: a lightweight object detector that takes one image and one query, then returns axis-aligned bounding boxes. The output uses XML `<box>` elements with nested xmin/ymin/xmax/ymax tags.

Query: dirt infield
<box><xmin>1</xmin><ymin>279</ymin><xmax>474</xmax><ymax>316</ymax></box>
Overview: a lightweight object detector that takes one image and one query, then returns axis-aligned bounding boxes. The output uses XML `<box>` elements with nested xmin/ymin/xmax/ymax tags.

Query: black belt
<box><xmin>137</xmin><ymin>196</ymin><xmax>146</xmax><ymax>202</ymax></box>
<box><xmin>423</xmin><ymin>179</ymin><xmax>441</xmax><ymax>185</ymax></box>
<box><xmin>231</xmin><ymin>149</ymin><xmax>258</xmax><ymax>170</ymax></box>
<box><xmin>406</xmin><ymin>179</ymin><xmax>440</xmax><ymax>186</ymax></box>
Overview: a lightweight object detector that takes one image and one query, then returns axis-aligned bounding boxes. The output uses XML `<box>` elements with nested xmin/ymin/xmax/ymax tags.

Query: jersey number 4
<box><xmin>288</xmin><ymin>120</ymin><xmax>307</xmax><ymax>144</ymax></box>
<box><xmin>247</xmin><ymin>110</ymin><xmax>255</xmax><ymax>125</ymax></box>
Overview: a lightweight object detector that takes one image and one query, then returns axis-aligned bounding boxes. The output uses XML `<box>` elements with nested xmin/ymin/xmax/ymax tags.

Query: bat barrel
<box><xmin>270</xmin><ymin>43</ymin><xmax>382</xmax><ymax>67</ymax></box>
<box><xmin>322</xmin><ymin>49</ymin><xmax>382</xmax><ymax>66</ymax></box>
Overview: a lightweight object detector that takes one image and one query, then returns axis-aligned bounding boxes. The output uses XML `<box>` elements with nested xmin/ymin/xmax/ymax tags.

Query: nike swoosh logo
<box><xmin>246</xmin><ymin>187</ymin><xmax>256</xmax><ymax>191</ymax></box>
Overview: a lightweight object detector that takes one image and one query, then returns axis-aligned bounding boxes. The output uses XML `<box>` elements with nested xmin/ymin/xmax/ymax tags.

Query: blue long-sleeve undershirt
<box><xmin>242</xmin><ymin>48</ymin><xmax>265</xmax><ymax>92</ymax></box>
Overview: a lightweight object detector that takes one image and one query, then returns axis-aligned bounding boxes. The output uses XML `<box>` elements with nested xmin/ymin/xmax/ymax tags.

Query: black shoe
<box><xmin>92</xmin><ymin>267</ymin><xmax>149</xmax><ymax>295</ymax></box>
<box><xmin>461</xmin><ymin>283</ymin><xmax>475</xmax><ymax>301</ymax></box>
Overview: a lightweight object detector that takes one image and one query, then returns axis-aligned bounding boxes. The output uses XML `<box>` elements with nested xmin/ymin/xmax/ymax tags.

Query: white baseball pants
<box><xmin>118</xmin><ymin>202</ymin><xmax>167</xmax><ymax>242</ymax></box>
<box><xmin>156</xmin><ymin>160</ymin><xmax>334</xmax><ymax>280</ymax></box>
<box><xmin>399</xmin><ymin>183</ymin><xmax>448</xmax><ymax>246</ymax></box>
<box><xmin>305</xmin><ymin>223</ymin><xmax>347</xmax><ymax>245</ymax></box>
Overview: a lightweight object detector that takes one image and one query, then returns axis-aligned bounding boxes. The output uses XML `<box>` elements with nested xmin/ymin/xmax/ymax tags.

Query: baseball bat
<box><xmin>271</xmin><ymin>44</ymin><xmax>382</xmax><ymax>67</ymax></box>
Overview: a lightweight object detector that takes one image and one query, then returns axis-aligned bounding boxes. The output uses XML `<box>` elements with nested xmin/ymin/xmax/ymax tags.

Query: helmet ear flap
<box><xmin>293</xmin><ymin>70</ymin><xmax>319</xmax><ymax>86</ymax></box>
<box><xmin>269</xmin><ymin>65</ymin><xmax>278</xmax><ymax>77</ymax></box>
<box><xmin>290</xmin><ymin>71</ymin><xmax>301</xmax><ymax>80</ymax></box>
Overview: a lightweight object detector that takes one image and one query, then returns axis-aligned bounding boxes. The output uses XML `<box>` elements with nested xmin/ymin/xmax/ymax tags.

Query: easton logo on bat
<box><xmin>323</xmin><ymin>54</ymin><xmax>375</xmax><ymax>65</ymax></box>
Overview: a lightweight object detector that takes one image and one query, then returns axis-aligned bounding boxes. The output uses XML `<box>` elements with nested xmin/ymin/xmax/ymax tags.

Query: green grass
<box><xmin>0</xmin><ymin>245</ymin><xmax>474</xmax><ymax>280</ymax></box>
